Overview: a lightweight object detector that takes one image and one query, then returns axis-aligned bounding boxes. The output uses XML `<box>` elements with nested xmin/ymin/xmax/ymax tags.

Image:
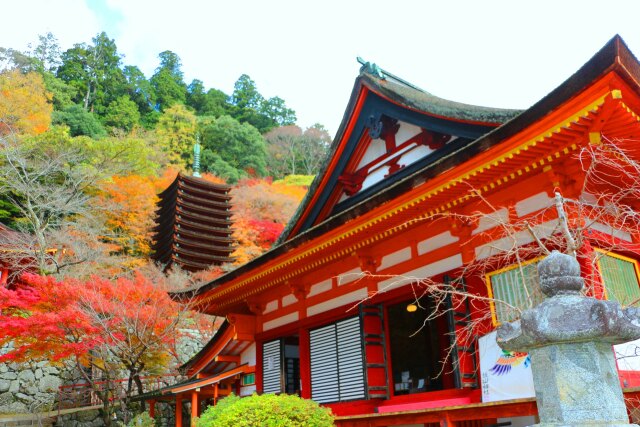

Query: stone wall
<box><xmin>0</xmin><ymin>359</ymin><xmax>63</xmax><ymax>415</ymax></box>
<box><xmin>0</xmin><ymin>327</ymin><xmax>209</xmax><ymax>425</ymax></box>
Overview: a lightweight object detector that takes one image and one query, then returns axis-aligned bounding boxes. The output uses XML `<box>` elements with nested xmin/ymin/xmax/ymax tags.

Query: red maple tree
<box><xmin>0</xmin><ymin>272</ymin><xmax>188</xmax><ymax>424</ymax></box>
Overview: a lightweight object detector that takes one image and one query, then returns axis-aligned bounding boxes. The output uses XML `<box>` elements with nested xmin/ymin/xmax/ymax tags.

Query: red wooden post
<box><xmin>440</xmin><ymin>414</ymin><xmax>456</xmax><ymax>426</ymax></box>
<box><xmin>148</xmin><ymin>400</ymin><xmax>155</xmax><ymax>418</ymax></box>
<box><xmin>175</xmin><ymin>396</ymin><xmax>182</xmax><ymax>427</ymax></box>
<box><xmin>191</xmin><ymin>391</ymin><xmax>199</xmax><ymax>422</ymax></box>
<box><xmin>256</xmin><ymin>341</ymin><xmax>263</xmax><ymax>393</ymax></box>
<box><xmin>299</xmin><ymin>328</ymin><xmax>311</xmax><ymax>399</ymax></box>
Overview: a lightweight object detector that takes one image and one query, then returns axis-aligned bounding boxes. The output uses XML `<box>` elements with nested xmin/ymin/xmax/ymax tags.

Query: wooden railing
<box><xmin>57</xmin><ymin>374</ymin><xmax>182</xmax><ymax>414</ymax></box>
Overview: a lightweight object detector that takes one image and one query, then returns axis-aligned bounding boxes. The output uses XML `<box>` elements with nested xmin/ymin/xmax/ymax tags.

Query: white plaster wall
<box><xmin>282</xmin><ymin>294</ymin><xmax>297</xmax><ymax>307</ymax></box>
<box><xmin>589</xmin><ymin>221</ymin><xmax>632</xmax><ymax>242</ymax></box>
<box><xmin>357</xmin><ymin>138</ymin><xmax>386</xmax><ymax>168</ymax></box>
<box><xmin>515</xmin><ymin>192</ymin><xmax>553</xmax><ymax>217</ymax></box>
<box><xmin>395</xmin><ymin>121</ymin><xmax>422</xmax><ymax>145</ymax></box>
<box><xmin>306</xmin><ymin>288</ymin><xmax>368</xmax><ymax>317</ymax></box>
<box><xmin>398</xmin><ymin>144</ymin><xmax>433</xmax><ymax>168</ymax></box>
<box><xmin>240</xmin><ymin>384</ymin><xmax>256</xmax><ymax>396</ymax></box>
<box><xmin>263</xmin><ymin>312</ymin><xmax>299</xmax><ymax>331</ymax></box>
<box><xmin>240</xmin><ymin>343</ymin><xmax>256</xmax><ymax>366</ymax></box>
<box><xmin>472</xmin><ymin>208</ymin><xmax>509</xmax><ymax>235</ymax></box>
<box><xmin>377</xmin><ymin>254</ymin><xmax>463</xmax><ymax>293</ymax></box>
<box><xmin>475</xmin><ymin>219</ymin><xmax>557</xmax><ymax>260</ymax></box>
<box><xmin>263</xmin><ymin>299</ymin><xmax>278</xmax><ymax>314</ymax></box>
<box><xmin>417</xmin><ymin>231</ymin><xmax>459</xmax><ymax>255</ymax></box>
<box><xmin>379</xmin><ymin>247</ymin><xmax>412</xmax><ymax>270</ymax></box>
<box><xmin>360</xmin><ymin>165</ymin><xmax>390</xmax><ymax>191</ymax></box>
<box><xmin>337</xmin><ymin>267</ymin><xmax>364</xmax><ymax>285</ymax></box>
<box><xmin>308</xmin><ymin>279</ymin><xmax>332</xmax><ymax>297</ymax></box>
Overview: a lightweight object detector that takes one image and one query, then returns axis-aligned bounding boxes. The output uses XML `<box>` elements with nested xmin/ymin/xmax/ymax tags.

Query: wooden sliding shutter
<box><xmin>262</xmin><ymin>339</ymin><xmax>282</xmax><ymax>394</ymax></box>
<box><xmin>309</xmin><ymin>317</ymin><xmax>365</xmax><ymax>403</ymax></box>
<box><xmin>309</xmin><ymin>324</ymin><xmax>339</xmax><ymax>403</ymax></box>
<box><xmin>336</xmin><ymin>317</ymin><xmax>366</xmax><ymax>400</ymax></box>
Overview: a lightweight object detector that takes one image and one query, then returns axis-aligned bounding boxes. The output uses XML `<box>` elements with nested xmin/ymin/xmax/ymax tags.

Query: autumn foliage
<box><xmin>230</xmin><ymin>177</ymin><xmax>308</xmax><ymax>265</ymax></box>
<box><xmin>95</xmin><ymin>168</ymin><xmax>178</xmax><ymax>258</ymax></box>
<box><xmin>0</xmin><ymin>272</ymin><xmax>184</xmax><ymax>373</ymax></box>
<box><xmin>0</xmin><ymin>69</ymin><xmax>52</xmax><ymax>135</ymax></box>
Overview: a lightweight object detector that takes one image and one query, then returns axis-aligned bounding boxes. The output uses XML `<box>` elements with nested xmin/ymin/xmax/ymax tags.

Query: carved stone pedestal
<box><xmin>530</xmin><ymin>342</ymin><xmax>631</xmax><ymax>426</ymax></box>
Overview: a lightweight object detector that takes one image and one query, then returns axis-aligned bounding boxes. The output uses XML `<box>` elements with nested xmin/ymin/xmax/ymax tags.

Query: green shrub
<box><xmin>197</xmin><ymin>393</ymin><xmax>334</xmax><ymax>427</ymax></box>
<box><xmin>118</xmin><ymin>411</ymin><xmax>155</xmax><ymax>427</ymax></box>
<box><xmin>274</xmin><ymin>175</ymin><xmax>315</xmax><ymax>187</ymax></box>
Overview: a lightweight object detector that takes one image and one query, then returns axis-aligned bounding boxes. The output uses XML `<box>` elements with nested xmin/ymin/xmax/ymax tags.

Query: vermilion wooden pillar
<box><xmin>148</xmin><ymin>400</ymin><xmax>155</xmax><ymax>418</ymax></box>
<box><xmin>191</xmin><ymin>391</ymin><xmax>199</xmax><ymax>422</ymax></box>
<box><xmin>440</xmin><ymin>414</ymin><xmax>456</xmax><ymax>426</ymax></box>
<box><xmin>256</xmin><ymin>341</ymin><xmax>263</xmax><ymax>393</ymax></box>
<box><xmin>299</xmin><ymin>328</ymin><xmax>311</xmax><ymax>398</ymax></box>
<box><xmin>175</xmin><ymin>396</ymin><xmax>182</xmax><ymax>427</ymax></box>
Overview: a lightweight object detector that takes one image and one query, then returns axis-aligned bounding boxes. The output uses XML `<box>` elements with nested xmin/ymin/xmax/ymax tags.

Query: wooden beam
<box><xmin>215</xmin><ymin>354</ymin><xmax>241</xmax><ymax>364</ymax></box>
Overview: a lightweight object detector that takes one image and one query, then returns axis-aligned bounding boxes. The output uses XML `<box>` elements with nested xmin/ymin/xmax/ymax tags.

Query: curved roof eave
<box><xmin>359</xmin><ymin>72</ymin><xmax>522</xmax><ymax>125</ymax></box>
<box><xmin>170</xmin><ymin>35</ymin><xmax>639</xmax><ymax>304</ymax></box>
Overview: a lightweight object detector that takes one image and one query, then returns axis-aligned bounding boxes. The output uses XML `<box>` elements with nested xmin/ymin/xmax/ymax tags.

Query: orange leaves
<box><xmin>96</xmin><ymin>168</ymin><xmax>178</xmax><ymax>257</ymax></box>
<box><xmin>0</xmin><ymin>70</ymin><xmax>52</xmax><ymax>136</ymax></box>
<box><xmin>200</xmin><ymin>172</ymin><xmax>227</xmax><ymax>185</ymax></box>
<box><xmin>229</xmin><ymin>177</ymin><xmax>308</xmax><ymax>264</ymax></box>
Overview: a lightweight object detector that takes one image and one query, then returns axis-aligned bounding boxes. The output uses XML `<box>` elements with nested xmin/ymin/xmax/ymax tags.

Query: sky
<box><xmin>2</xmin><ymin>0</ymin><xmax>640</xmax><ymax>135</ymax></box>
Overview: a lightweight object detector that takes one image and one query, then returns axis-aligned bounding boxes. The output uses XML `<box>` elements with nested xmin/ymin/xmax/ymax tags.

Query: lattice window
<box><xmin>486</xmin><ymin>259</ymin><xmax>543</xmax><ymax>324</ymax></box>
<box><xmin>598</xmin><ymin>251</ymin><xmax>640</xmax><ymax>307</ymax></box>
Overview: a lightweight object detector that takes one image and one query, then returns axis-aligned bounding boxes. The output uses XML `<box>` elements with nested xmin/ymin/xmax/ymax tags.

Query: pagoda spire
<box><xmin>193</xmin><ymin>134</ymin><xmax>201</xmax><ymax>177</ymax></box>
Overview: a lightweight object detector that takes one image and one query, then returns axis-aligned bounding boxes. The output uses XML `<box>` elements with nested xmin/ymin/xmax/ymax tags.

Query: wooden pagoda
<box><xmin>152</xmin><ymin>173</ymin><xmax>235</xmax><ymax>272</ymax></box>
<box><xmin>141</xmin><ymin>36</ymin><xmax>640</xmax><ymax>426</ymax></box>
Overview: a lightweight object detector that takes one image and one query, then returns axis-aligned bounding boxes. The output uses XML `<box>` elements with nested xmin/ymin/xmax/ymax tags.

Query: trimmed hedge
<box><xmin>197</xmin><ymin>393</ymin><xmax>334</xmax><ymax>427</ymax></box>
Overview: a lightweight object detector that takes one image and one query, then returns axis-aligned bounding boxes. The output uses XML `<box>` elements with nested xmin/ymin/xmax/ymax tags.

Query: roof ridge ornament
<box><xmin>357</xmin><ymin>57</ymin><xmax>386</xmax><ymax>80</ymax></box>
<box><xmin>357</xmin><ymin>57</ymin><xmax>435</xmax><ymax>94</ymax></box>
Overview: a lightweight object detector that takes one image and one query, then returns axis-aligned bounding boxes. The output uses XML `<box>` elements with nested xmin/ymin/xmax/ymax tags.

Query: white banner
<box><xmin>614</xmin><ymin>338</ymin><xmax>640</xmax><ymax>371</ymax></box>
<box><xmin>479</xmin><ymin>331</ymin><xmax>535</xmax><ymax>402</ymax></box>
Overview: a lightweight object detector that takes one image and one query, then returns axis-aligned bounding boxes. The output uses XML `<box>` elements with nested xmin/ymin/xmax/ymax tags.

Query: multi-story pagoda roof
<box><xmin>151</xmin><ymin>173</ymin><xmax>235</xmax><ymax>272</ymax></box>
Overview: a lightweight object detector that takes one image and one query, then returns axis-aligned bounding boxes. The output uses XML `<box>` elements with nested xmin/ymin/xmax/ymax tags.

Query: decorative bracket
<box><xmin>247</xmin><ymin>301</ymin><xmax>265</xmax><ymax>315</ymax></box>
<box><xmin>415</xmin><ymin>129</ymin><xmax>451</xmax><ymax>150</ymax></box>
<box><xmin>355</xmin><ymin>253</ymin><xmax>380</xmax><ymax>274</ymax></box>
<box><xmin>288</xmin><ymin>281</ymin><xmax>309</xmax><ymax>301</ymax></box>
<box><xmin>449</xmin><ymin>215</ymin><xmax>479</xmax><ymax>239</ymax></box>
<box><xmin>338</xmin><ymin>169</ymin><xmax>368</xmax><ymax>196</ymax></box>
<box><xmin>367</xmin><ymin>113</ymin><xmax>400</xmax><ymax>151</ymax></box>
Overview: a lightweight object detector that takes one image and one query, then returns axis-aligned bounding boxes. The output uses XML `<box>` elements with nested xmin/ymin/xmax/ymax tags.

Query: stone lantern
<box><xmin>497</xmin><ymin>250</ymin><xmax>640</xmax><ymax>426</ymax></box>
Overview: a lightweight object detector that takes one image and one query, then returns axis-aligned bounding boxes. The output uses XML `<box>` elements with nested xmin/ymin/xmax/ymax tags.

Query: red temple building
<box><xmin>143</xmin><ymin>36</ymin><xmax>640</xmax><ymax>426</ymax></box>
<box><xmin>0</xmin><ymin>223</ymin><xmax>35</xmax><ymax>288</ymax></box>
<box><xmin>152</xmin><ymin>173</ymin><xmax>235</xmax><ymax>272</ymax></box>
